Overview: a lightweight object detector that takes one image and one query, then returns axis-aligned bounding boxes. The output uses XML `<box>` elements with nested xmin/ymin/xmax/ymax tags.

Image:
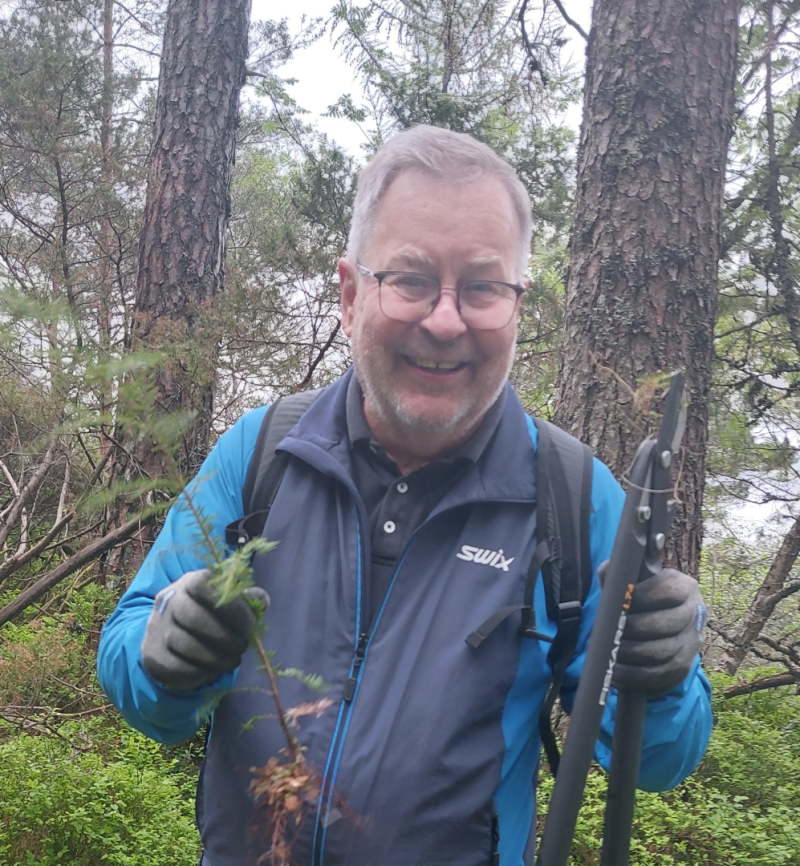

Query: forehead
<box><xmin>366</xmin><ymin>169</ymin><xmax>520</xmax><ymax>270</ymax></box>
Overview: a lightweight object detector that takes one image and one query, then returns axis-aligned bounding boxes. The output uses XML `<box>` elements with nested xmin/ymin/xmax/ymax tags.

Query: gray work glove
<box><xmin>600</xmin><ymin>564</ymin><xmax>707</xmax><ymax>693</ymax></box>
<box><xmin>141</xmin><ymin>568</ymin><xmax>270</xmax><ymax>691</ymax></box>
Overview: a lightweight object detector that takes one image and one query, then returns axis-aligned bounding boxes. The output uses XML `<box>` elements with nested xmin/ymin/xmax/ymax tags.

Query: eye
<box><xmin>384</xmin><ymin>272</ymin><xmax>438</xmax><ymax>297</ymax></box>
<box><xmin>462</xmin><ymin>281</ymin><xmax>508</xmax><ymax>305</ymax></box>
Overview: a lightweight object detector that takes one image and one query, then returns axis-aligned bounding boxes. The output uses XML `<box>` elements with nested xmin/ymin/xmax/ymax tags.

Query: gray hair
<box><xmin>346</xmin><ymin>125</ymin><xmax>532</xmax><ymax>279</ymax></box>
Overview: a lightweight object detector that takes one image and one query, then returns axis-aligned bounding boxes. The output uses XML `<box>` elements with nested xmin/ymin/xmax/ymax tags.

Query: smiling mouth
<box><xmin>404</xmin><ymin>356</ymin><xmax>467</xmax><ymax>373</ymax></box>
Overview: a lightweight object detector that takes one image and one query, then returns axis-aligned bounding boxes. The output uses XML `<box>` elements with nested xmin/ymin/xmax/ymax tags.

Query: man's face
<box><xmin>340</xmin><ymin>170</ymin><xmax>523</xmax><ymax>440</ymax></box>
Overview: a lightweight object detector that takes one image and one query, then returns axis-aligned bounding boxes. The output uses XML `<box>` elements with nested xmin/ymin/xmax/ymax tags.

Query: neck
<box><xmin>362</xmin><ymin>401</ymin><xmax>485</xmax><ymax>476</ymax></box>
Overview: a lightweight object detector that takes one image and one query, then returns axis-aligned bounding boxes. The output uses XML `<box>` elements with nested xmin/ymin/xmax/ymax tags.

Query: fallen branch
<box><xmin>723</xmin><ymin>672</ymin><xmax>797</xmax><ymax>697</ymax></box>
<box><xmin>0</xmin><ymin>446</ymin><xmax>114</xmax><ymax>587</ymax></box>
<box><xmin>0</xmin><ymin>508</ymin><xmax>77</xmax><ymax>587</ymax></box>
<box><xmin>0</xmin><ymin>513</ymin><xmax>154</xmax><ymax>628</ymax></box>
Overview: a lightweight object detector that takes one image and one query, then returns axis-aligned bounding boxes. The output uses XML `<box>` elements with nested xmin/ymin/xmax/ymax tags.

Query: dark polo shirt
<box><xmin>345</xmin><ymin>374</ymin><xmax>505</xmax><ymax>624</ymax></box>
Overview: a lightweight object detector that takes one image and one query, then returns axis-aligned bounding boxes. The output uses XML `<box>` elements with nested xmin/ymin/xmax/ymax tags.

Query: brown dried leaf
<box><xmin>284</xmin><ymin>697</ymin><xmax>335</xmax><ymax>727</ymax></box>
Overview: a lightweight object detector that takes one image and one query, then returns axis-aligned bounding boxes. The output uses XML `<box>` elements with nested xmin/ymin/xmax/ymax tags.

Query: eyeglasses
<box><xmin>355</xmin><ymin>264</ymin><xmax>524</xmax><ymax>331</ymax></box>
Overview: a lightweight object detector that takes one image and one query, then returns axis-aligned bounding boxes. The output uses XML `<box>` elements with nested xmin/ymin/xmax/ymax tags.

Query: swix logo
<box><xmin>456</xmin><ymin>544</ymin><xmax>515</xmax><ymax>572</ymax></box>
<box><xmin>599</xmin><ymin>583</ymin><xmax>636</xmax><ymax>707</ymax></box>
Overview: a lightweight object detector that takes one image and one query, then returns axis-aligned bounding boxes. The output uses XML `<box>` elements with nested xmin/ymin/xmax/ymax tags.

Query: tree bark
<box><xmin>554</xmin><ymin>0</ymin><xmax>741</xmax><ymax>577</ymax></box>
<box><xmin>131</xmin><ymin>0</ymin><xmax>251</xmax><ymax>478</ymax></box>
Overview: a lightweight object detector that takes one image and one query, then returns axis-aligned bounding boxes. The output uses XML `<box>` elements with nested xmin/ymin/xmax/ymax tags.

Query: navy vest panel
<box><xmin>198</xmin><ymin>376</ymin><xmax>542</xmax><ymax>866</ymax></box>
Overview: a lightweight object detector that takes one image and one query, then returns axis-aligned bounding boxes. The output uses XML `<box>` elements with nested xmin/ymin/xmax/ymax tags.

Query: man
<box><xmin>98</xmin><ymin>125</ymin><xmax>711</xmax><ymax>866</ymax></box>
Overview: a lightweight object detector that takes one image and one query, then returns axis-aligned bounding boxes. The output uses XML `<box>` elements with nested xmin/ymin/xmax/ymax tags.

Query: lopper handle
<box><xmin>599</xmin><ymin>689</ymin><xmax>647</xmax><ymax>866</ymax></box>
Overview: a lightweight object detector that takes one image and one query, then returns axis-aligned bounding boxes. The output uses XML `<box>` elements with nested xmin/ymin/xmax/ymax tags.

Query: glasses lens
<box><xmin>459</xmin><ymin>282</ymin><xmax>518</xmax><ymax>330</ymax></box>
<box><xmin>380</xmin><ymin>272</ymin><xmax>440</xmax><ymax>321</ymax></box>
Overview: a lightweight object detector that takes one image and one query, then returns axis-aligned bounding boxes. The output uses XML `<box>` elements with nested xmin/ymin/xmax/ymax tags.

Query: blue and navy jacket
<box><xmin>98</xmin><ymin>370</ymin><xmax>712</xmax><ymax>866</ymax></box>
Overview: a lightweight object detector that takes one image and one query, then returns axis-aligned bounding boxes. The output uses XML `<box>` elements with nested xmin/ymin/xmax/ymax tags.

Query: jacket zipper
<box><xmin>311</xmin><ymin>631</ymin><xmax>370</xmax><ymax>862</ymax></box>
<box><xmin>313</xmin><ymin>530</ymin><xmax>415</xmax><ymax>866</ymax></box>
<box><xmin>310</xmin><ymin>515</ymin><xmax>365</xmax><ymax>866</ymax></box>
<box><xmin>312</xmin><ymin>495</ymin><xmax>532</xmax><ymax>866</ymax></box>
<box><xmin>342</xmin><ymin>632</ymin><xmax>369</xmax><ymax>702</ymax></box>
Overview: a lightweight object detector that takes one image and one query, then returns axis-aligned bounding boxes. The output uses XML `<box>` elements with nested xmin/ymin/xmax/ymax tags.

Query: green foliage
<box><xmin>277</xmin><ymin>668</ymin><xmax>328</xmax><ymax>693</ymax></box>
<box><xmin>0</xmin><ymin>729</ymin><xmax>200</xmax><ymax>866</ymax></box>
<box><xmin>703</xmin><ymin>675</ymin><xmax>800</xmax><ymax>811</ymax></box>
<box><xmin>537</xmin><ymin>679</ymin><xmax>800</xmax><ymax>865</ymax></box>
<box><xmin>330</xmin><ymin>0</ymin><xmax>579</xmax><ymax>243</ymax></box>
<box><xmin>208</xmin><ymin>536</ymin><xmax>278</xmax><ymax>608</ymax></box>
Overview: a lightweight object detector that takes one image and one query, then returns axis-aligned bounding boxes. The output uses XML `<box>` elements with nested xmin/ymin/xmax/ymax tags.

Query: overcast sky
<box><xmin>249</xmin><ymin>0</ymin><xmax>595</xmax><ymax>153</ymax></box>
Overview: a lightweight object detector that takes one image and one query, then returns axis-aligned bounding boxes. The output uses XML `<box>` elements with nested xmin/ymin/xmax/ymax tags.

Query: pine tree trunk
<box><xmin>554</xmin><ymin>0</ymin><xmax>740</xmax><ymax>576</ymax></box>
<box><xmin>131</xmin><ymin>0</ymin><xmax>251</xmax><ymax>478</ymax></box>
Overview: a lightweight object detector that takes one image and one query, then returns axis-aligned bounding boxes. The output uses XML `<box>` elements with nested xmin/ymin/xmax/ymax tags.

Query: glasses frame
<box><xmin>355</xmin><ymin>263</ymin><xmax>525</xmax><ymax>331</ymax></box>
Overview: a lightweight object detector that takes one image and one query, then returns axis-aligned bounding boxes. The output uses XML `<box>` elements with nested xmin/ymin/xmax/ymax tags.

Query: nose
<box><xmin>419</xmin><ymin>288</ymin><xmax>468</xmax><ymax>342</ymax></box>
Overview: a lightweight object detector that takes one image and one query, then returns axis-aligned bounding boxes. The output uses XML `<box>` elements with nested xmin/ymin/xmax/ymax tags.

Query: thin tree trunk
<box><xmin>554</xmin><ymin>0</ymin><xmax>740</xmax><ymax>577</ymax></box>
<box><xmin>763</xmin><ymin>0</ymin><xmax>800</xmax><ymax>356</ymax></box>
<box><xmin>130</xmin><ymin>0</ymin><xmax>251</xmax><ymax>479</ymax></box>
<box><xmin>98</xmin><ymin>0</ymin><xmax>115</xmax><ymax>455</ymax></box>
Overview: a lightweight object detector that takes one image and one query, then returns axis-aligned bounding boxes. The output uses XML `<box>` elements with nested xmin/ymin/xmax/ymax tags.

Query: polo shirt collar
<box><xmin>280</xmin><ymin>367</ymin><xmax>537</xmax><ymax>506</ymax></box>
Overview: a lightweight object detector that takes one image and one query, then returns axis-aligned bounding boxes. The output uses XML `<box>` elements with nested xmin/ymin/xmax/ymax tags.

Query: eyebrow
<box><xmin>384</xmin><ymin>252</ymin><xmax>505</xmax><ymax>272</ymax></box>
<box><xmin>466</xmin><ymin>256</ymin><xmax>504</xmax><ymax>270</ymax></box>
<box><xmin>386</xmin><ymin>251</ymin><xmax>438</xmax><ymax>271</ymax></box>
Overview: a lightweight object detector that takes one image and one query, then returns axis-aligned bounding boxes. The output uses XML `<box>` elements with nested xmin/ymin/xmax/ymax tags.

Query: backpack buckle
<box><xmin>225</xmin><ymin>517</ymin><xmax>250</xmax><ymax>548</ymax></box>
<box><xmin>557</xmin><ymin>599</ymin><xmax>582</xmax><ymax>623</ymax></box>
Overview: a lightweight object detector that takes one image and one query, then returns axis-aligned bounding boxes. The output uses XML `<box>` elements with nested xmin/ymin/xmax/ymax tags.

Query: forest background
<box><xmin>1</xmin><ymin>0</ymin><xmax>800</xmax><ymax>863</ymax></box>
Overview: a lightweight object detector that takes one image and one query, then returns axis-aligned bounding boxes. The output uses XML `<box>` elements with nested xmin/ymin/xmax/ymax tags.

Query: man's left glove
<box><xmin>141</xmin><ymin>568</ymin><xmax>270</xmax><ymax>691</ymax></box>
<box><xmin>610</xmin><ymin>567</ymin><xmax>707</xmax><ymax>693</ymax></box>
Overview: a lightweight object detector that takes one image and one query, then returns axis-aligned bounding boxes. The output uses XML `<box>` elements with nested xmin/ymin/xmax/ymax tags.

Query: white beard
<box><xmin>351</xmin><ymin>324</ymin><xmax>516</xmax><ymax>436</ymax></box>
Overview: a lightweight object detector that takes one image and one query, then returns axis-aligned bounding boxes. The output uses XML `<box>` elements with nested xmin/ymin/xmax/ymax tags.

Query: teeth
<box><xmin>412</xmin><ymin>358</ymin><xmax>462</xmax><ymax>371</ymax></box>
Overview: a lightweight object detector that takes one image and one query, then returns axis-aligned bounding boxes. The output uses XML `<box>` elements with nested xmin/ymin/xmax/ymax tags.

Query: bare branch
<box><xmin>719</xmin><ymin>511</ymin><xmax>800</xmax><ymax>674</ymax></box>
<box><xmin>293</xmin><ymin>320</ymin><xmax>341</xmax><ymax>393</ymax></box>
<box><xmin>551</xmin><ymin>0</ymin><xmax>589</xmax><ymax>41</ymax></box>
<box><xmin>0</xmin><ymin>439</ymin><xmax>59</xmax><ymax>551</ymax></box>
<box><xmin>55</xmin><ymin>457</ymin><xmax>70</xmax><ymax>527</ymax></box>
<box><xmin>518</xmin><ymin>0</ymin><xmax>549</xmax><ymax>86</ymax></box>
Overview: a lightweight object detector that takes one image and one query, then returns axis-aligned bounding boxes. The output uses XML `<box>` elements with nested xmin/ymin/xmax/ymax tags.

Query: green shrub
<box><xmin>0</xmin><ymin>728</ymin><xmax>200</xmax><ymax>866</ymax></box>
<box><xmin>538</xmin><ymin>770</ymin><xmax>800</xmax><ymax>866</ymax></box>
<box><xmin>537</xmin><ymin>678</ymin><xmax>800</xmax><ymax>865</ymax></box>
<box><xmin>701</xmin><ymin>677</ymin><xmax>800</xmax><ymax>811</ymax></box>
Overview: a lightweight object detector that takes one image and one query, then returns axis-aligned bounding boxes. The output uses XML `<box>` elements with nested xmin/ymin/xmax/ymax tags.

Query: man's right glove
<box><xmin>612</xmin><ymin>567</ymin><xmax>706</xmax><ymax>693</ymax></box>
<box><xmin>141</xmin><ymin>569</ymin><xmax>270</xmax><ymax>691</ymax></box>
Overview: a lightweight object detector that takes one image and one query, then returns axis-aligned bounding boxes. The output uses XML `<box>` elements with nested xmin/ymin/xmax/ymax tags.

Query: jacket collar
<box><xmin>278</xmin><ymin>367</ymin><xmax>537</xmax><ymax>507</ymax></box>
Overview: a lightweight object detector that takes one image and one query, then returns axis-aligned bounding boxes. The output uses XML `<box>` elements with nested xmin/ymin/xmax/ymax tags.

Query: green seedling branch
<box><xmin>177</xmin><ymin>485</ymin><xmax>304</xmax><ymax>761</ymax></box>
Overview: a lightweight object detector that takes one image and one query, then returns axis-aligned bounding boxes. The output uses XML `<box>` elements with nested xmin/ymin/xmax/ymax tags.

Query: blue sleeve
<box><xmin>559</xmin><ymin>458</ymin><xmax>713</xmax><ymax>791</ymax></box>
<box><xmin>96</xmin><ymin>405</ymin><xmax>269</xmax><ymax>745</ymax></box>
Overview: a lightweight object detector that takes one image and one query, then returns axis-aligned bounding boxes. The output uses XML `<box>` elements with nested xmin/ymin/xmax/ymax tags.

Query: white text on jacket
<box><xmin>456</xmin><ymin>545</ymin><xmax>515</xmax><ymax>572</ymax></box>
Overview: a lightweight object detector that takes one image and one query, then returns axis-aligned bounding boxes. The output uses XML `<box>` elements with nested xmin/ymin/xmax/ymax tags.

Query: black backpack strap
<box><xmin>533</xmin><ymin>418</ymin><xmax>594</xmax><ymax>777</ymax></box>
<box><xmin>224</xmin><ymin>388</ymin><xmax>324</xmax><ymax>548</ymax></box>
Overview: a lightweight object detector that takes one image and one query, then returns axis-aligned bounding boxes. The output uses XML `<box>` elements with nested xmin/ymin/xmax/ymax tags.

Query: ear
<box><xmin>339</xmin><ymin>258</ymin><xmax>358</xmax><ymax>337</ymax></box>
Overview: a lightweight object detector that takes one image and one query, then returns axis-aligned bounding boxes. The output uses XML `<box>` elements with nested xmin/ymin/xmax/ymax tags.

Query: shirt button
<box><xmin>396</xmin><ymin>482</ymin><xmax>409</xmax><ymax>494</ymax></box>
<box><xmin>383</xmin><ymin>520</ymin><xmax>396</xmax><ymax>534</ymax></box>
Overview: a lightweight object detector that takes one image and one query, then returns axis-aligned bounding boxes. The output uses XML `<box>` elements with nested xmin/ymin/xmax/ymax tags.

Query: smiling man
<box><xmin>98</xmin><ymin>125</ymin><xmax>712</xmax><ymax>866</ymax></box>
<box><xmin>341</xmin><ymin>168</ymin><xmax>523</xmax><ymax>472</ymax></box>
